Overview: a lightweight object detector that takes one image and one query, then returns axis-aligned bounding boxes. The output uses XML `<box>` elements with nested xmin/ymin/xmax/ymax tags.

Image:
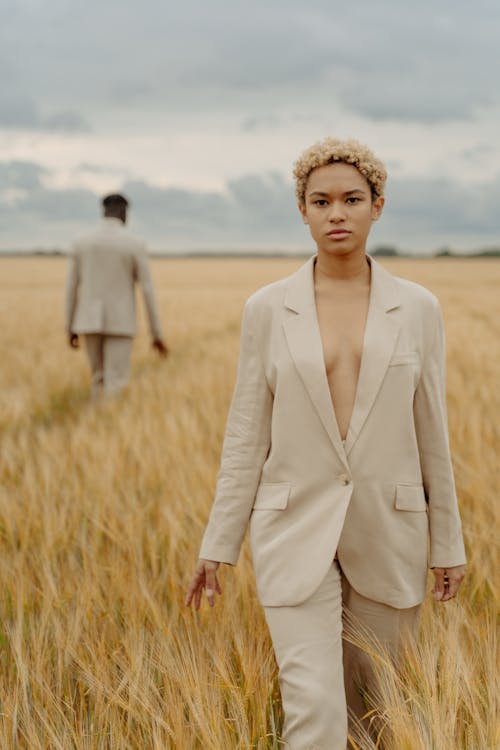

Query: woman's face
<box><xmin>299</xmin><ymin>162</ymin><xmax>384</xmax><ymax>257</ymax></box>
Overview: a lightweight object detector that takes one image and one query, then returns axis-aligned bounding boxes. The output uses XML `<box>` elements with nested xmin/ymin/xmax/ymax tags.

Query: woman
<box><xmin>185</xmin><ymin>138</ymin><xmax>466</xmax><ymax>749</ymax></box>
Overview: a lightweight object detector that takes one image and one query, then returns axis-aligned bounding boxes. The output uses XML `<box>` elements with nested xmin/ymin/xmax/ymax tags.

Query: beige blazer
<box><xmin>65</xmin><ymin>218</ymin><xmax>163</xmax><ymax>339</ymax></box>
<box><xmin>199</xmin><ymin>255</ymin><xmax>466</xmax><ymax>609</ymax></box>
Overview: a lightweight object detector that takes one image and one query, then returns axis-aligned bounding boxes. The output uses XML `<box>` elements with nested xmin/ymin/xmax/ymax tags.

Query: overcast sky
<box><xmin>2</xmin><ymin>0</ymin><xmax>500</xmax><ymax>253</ymax></box>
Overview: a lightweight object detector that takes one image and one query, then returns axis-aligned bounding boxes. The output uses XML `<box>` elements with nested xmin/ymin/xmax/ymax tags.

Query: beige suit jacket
<box><xmin>65</xmin><ymin>218</ymin><xmax>163</xmax><ymax>339</ymax></box>
<box><xmin>199</xmin><ymin>255</ymin><xmax>466</xmax><ymax>609</ymax></box>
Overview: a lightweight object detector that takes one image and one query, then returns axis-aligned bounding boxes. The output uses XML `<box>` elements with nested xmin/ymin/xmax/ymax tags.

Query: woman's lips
<box><xmin>327</xmin><ymin>230</ymin><xmax>351</xmax><ymax>240</ymax></box>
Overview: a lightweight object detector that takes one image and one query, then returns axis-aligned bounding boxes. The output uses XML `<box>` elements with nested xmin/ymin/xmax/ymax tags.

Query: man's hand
<box><xmin>68</xmin><ymin>333</ymin><xmax>79</xmax><ymax>349</ymax></box>
<box><xmin>152</xmin><ymin>338</ymin><xmax>168</xmax><ymax>357</ymax></box>
<box><xmin>185</xmin><ymin>559</ymin><xmax>222</xmax><ymax>610</ymax></box>
<box><xmin>432</xmin><ymin>564</ymin><xmax>466</xmax><ymax>602</ymax></box>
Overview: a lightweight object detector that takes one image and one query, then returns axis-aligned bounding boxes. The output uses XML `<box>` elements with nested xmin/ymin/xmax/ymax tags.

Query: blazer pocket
<box><xmin>253</xmin><ymin>482</ymin><xmax>291</xmax><ymax>510</ymax></box>
<box><xmin>394</xmin><ymin>484</ymin><xmax>427</xmax><ymax>511</ymax></box>
<box><xmin>388</xmin><ymin>351</ymin><xmax>420</xmax><ymax>366</ymax></box>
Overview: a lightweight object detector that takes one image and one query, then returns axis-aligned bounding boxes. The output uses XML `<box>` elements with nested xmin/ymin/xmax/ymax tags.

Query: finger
<box><xmin>194</xmin><ymin>584</ymin><xmax>202</xmax><ymax>611</ymax></box>
<box><xmin>185</xmin><ymin>582</ymin><xmax>196</xmax><ymax>607</ymax></box>
<box><xmin>432</xmin><ymin>568</ymin><xmax>446</xmax><ymax>601</ymax></box>
<box><xmin>205</xmin><ymin>568</ymin><xmax>217</xmax><ymax>607</ymax></box>
<box><xmin>185</xmin><ymin>570</ymin><xmax>203</xmax><ymax>607</ymax></box>
<box><xmin>186</xmin><ymin>584</ymin><xmax>201</xmax><ymax>608</ymax></box>
<box><xmin>442</xmin><ymin>575</ymin><xmax>461</xmax><ymax>602</ymax></box>
<box><xmin>215</xmin><ymin>576</ymin><xmax>222</xmax><ymax>595</ymax></box>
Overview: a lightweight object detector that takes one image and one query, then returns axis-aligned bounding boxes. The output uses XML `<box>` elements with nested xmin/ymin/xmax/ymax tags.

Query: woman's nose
<box><xmin>328</xmin><ymin>202</ymin><xmax>346</xmax><ymax>222</ymax></box>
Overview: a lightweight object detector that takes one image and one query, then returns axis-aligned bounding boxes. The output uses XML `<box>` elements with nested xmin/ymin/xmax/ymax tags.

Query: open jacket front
<box><xmin>199</xmin><ymin>255</ymin><xmax>466</xmax><ymax>608</ymax></box>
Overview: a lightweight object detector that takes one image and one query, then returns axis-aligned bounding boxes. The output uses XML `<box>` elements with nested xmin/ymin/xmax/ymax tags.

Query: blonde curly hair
<box><xmin>293</xmin><ymin>137</ymin><xmax>387</xmax><ymax>205</ymax></box>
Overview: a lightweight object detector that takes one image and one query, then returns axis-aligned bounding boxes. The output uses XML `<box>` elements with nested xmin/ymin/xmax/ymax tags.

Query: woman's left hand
<box><xmin>431</xmin><ymin>564</ymin><xmax>466</xmax><ymax>602</ymax></box>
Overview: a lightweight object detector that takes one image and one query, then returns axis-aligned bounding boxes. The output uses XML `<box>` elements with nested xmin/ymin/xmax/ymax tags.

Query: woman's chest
<box><xmin>315</xmin><ymin>291</ymin><xmax>370</xmax><ymax>376</ymax></box>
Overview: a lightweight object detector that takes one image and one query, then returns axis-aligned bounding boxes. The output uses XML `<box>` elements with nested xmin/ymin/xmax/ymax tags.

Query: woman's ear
<box><xmin>371</xmin><ymin>195</ymin><xmax>385</xmax><ymax>222</ymax></box>
<box><xmin>298</xmin><ymin>202</ymin><xmax>309</xmax><ymax>225</ymax></box>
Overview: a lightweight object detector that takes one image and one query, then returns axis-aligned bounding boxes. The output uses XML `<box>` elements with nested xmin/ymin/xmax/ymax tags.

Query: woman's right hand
<box><xmin>185</xmin><ymin>559</ymin><xmax>222</xmax><ymax>610</ymax></box>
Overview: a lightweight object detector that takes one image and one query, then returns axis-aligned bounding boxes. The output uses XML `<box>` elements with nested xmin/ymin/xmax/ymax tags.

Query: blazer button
<box><xmin>338</xmin><ymin>473</ymin><xmax>351</xmax><ymax>485</ymax></box>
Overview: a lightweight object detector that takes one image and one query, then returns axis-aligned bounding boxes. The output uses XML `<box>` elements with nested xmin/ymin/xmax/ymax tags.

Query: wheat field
<box><xmin>0</xmin><ymin>256</ymin><xmax>498</xmax><ymax>750</ymax></box>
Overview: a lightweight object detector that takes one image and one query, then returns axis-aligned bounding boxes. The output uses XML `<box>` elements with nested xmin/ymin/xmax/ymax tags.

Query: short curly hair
<box><xmin>293</xmin><ymin>137</ymin><xmax>387</xmax><ymax>205</ymax></box>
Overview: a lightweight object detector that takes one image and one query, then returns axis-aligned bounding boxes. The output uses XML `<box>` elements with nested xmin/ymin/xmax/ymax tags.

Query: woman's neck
<box><xmin>314</xmin><ymin>251</ymin><xmax>371</xmax><ymax>284</ymax></box>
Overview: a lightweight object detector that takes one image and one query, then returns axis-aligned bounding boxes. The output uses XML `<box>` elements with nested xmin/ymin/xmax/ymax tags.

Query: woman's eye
<box><xmin>314</xmin><ymin>200</ymin><xmax>328</xmax><ymax>206</ymax></box>
<box><xmin>346</xmin><ymin>197</ymin><xmax>360</xmax><ymax>204</ymax></box>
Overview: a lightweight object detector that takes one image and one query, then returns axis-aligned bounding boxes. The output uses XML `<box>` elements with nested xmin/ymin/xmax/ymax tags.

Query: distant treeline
<box><xmin>1</xmin><ymin>246</ymin><xmax>500</xmax><ymax>258</ymax></box>
<box><xmin>371</xmin><ymin>245</ymin><xmax>500</xmax><ymax>258</ymax></box>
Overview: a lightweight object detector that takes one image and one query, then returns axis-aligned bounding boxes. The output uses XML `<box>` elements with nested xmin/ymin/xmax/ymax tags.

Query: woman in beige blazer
<box><xmin>186</xmin><ymin>138</ymin><xmax>466</xmax><ymax>749</ymax></box>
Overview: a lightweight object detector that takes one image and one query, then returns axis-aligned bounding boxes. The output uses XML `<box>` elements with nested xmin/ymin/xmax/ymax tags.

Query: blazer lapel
<box><xmin>283</xmin><ymin>257</ymin><xmax>349</xmax><ymax>468</ymax></box>
<box><xmin>343</xmin><ymin>258</ymin><xmax>401</xmax><ymax>455</ymax></box>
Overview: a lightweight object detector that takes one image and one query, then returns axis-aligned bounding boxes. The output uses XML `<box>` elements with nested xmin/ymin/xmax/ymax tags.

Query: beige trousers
<box><xmin>84</xmin><ymin>334</ymin><xmax>133</xmax><ymax>399</ymax></box>
<box><xmin>264</xmin><ymin>561</ymin><xmax>421</xmax><ymax>750</ymax></box>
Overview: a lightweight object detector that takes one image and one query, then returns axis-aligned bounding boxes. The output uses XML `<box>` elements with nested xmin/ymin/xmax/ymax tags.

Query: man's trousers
<box><xmin>263</xmin><ymin>561</ymin><xmax>421</xmax><ymax>750</ymax></box>
<box><xmin>84</xmin><ymin>334</ymin><xmax>133</xmax><ymax>399</ymax></box>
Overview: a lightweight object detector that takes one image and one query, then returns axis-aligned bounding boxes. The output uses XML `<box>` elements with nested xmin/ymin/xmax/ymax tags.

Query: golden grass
<box><xmin>0</xmin><ymin>256</ymin><xmax>498</xmax><ymax>749</ymax></box>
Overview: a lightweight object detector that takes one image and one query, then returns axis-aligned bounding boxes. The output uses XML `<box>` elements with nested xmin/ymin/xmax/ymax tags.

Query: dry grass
<box><xmin>0</xmin><ymin>256</ymin><xmax>498</xmax><ymax>749</ymax></box>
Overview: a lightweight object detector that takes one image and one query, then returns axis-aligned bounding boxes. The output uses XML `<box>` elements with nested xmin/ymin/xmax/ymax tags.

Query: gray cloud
<box><xmin>0</xmin><ymin>94</ymin><xmax>40</xmax><ymax>129</ymax></box>
<box><xmin>320</xmin><ymin>3</ymin><xmax>500</xmax><ymax>123</ymax></box>
<box><xmin>461</xmin><ymin>144</ymin><xmax>495</xmax><ymax>161</ymax></box>
<box><xmin>0</xmin><ymin>160</ymin><xmax>48</xmax><ymax>190</ymax></box>
<box><xmin>2</xmin><ymin>159</ymin><xmax>500</xmax><ymax>252</ymax></box>
<box><xmin>241</xmin><ymin>114</ymin><xmax>282</xmax><ymax>132</ymax></box>
<box><xmin>76</xmin><ymin>163</ymin><xmax>130</xmax><ymax>177</ymax></box>
<box><xmin>0</xmin><ymin>160</ymin><xmax>302</xmax><ymax>249</ymax></box>
<box><xmin>384</xmin><ymin>177</ymin><xmax>497</xmax><ymax>233</ymax></box>
<box><xmin>340</xmin><ymin>83</ymin><xmax>480</xmax><ymax>124</ymax></box>
<box><xmin>0</xmin><ymin>94</ymin><xmax>90</xmax><ymax>132</ymax></box>
<box><xmin>1</xmin><ymin>1</ymin><xmax>499</xmax><ymax>126</ymax></box>
<box><xmin>122</xmin><ymin>172</ymin><xmax>300</xmax><ymax>246</ymax></box>
<box><xmin>19</xmin><ymin>187</ymin><xmax>97</xmax><ymax>221</ymax></box>
<box><xmin>43</xmin><ymin>110</ymin><xmax>91</xmax><ymax>133</ymax></box>
<box><xmin>108</xmin><ymin>80</ymin><xmax>154</xmax><ymax>104</ymax></box>
<box><xmin>372</xmin><ymin>173</ymin><xmax>500</xmax><ymax>250</ymax></box>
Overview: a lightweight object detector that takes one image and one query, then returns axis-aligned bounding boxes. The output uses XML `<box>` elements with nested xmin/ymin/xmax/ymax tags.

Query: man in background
<box><xmin>65</xmin><ymin>193</ymin><xmax>168</xmax><ymax>398</ymax></box>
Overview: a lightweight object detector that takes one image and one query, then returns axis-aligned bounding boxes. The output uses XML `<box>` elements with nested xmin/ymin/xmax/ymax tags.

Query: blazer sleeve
<box><xmin>64</xmin><ymin>247</ymin><xmax>80</xmax><ymax>334</ymax></box>
<box><xmin>134</xmin><ymin>245</ymin><xmax>163</xmax><ymax>340</ymax></box>
<box><xmin>413</xmin><ymin>298</ymin><xmax>467</xmax><ymax>568</ymax></box>
<box><xmin>199</xmin><ymin>298</ymin><xmax>273</xmax><ymax>565</ymax></box>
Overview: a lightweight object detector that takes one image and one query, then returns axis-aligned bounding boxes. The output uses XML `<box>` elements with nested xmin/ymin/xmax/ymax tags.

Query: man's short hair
<box><xmin>102</xmin><ymin>193</ymin><xmax>129</xmax><ymax>210</ymax></box>
<box><xmin>293</xmin><ymin>138</ymin><xmax>387</xmax><ymax>205</ymax></box>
